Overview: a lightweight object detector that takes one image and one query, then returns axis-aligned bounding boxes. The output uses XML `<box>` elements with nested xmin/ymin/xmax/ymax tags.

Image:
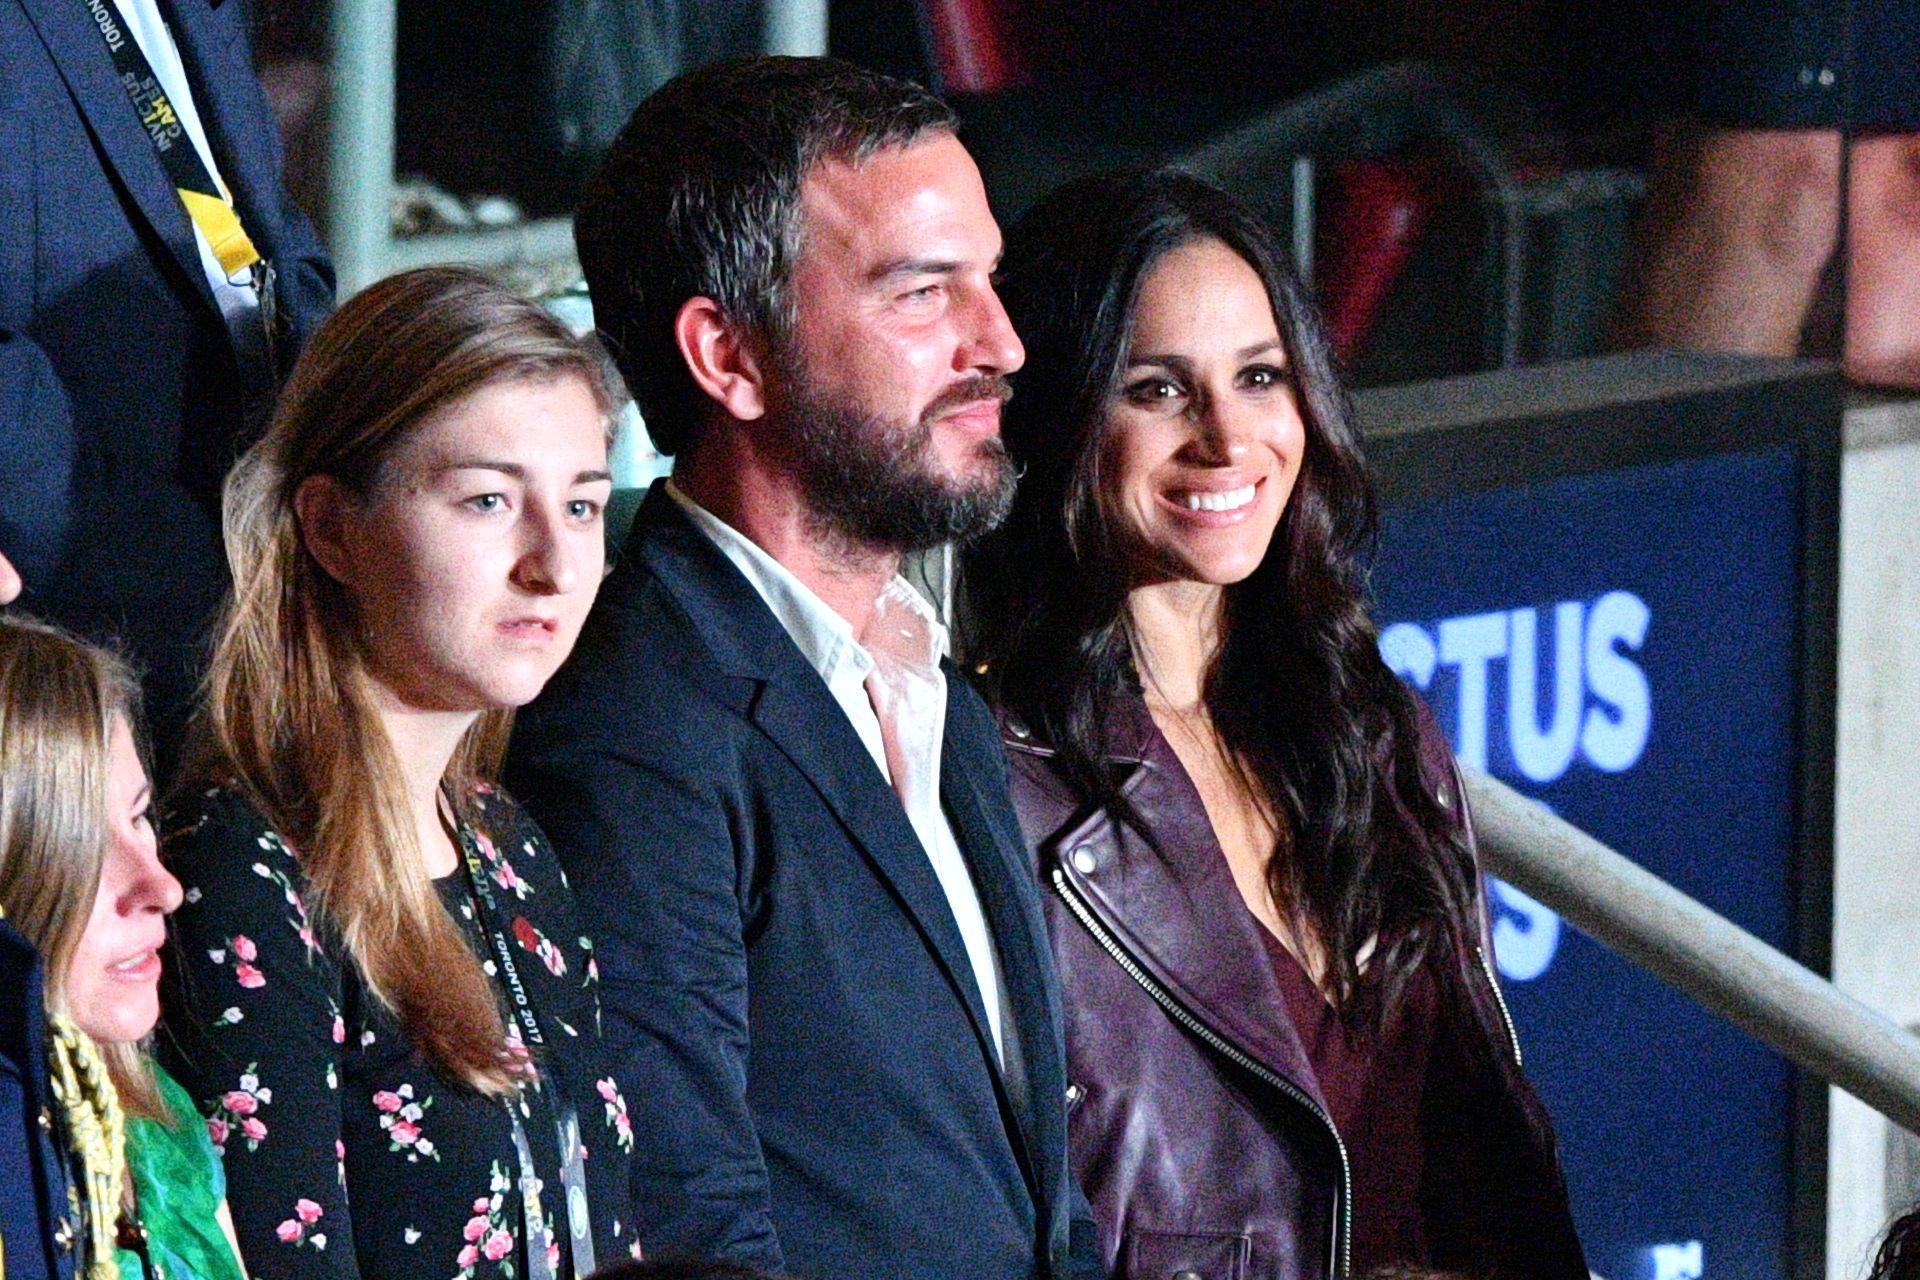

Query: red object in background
<box><xmin>1318</xmin><ymin>156</ymin><xmax>1446</xmax><ymax>361</ymax></box>
<box><xmin>921</xmin><ymin>0</ymin><xmax>1030</xmax><ymax>93</ymax></box>
<box><xmin>918</xmin><ymin>0</ymin><xmax>1304</xmax><ymax>98</ymax></box>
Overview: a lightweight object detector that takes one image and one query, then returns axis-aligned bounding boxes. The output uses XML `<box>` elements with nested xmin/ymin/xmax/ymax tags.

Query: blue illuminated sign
<box><xmin>1373</xmin><ymin>443</ymin><xmax>1803</xmax><ymax>1280</ymax></box>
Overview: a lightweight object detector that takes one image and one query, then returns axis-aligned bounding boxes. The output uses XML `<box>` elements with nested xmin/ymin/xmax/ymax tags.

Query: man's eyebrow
<box><xmin>574</xmin><ymin>469</ymin><xmax>614</xmax><ymax>485</ymax></box>
<box><xmin>868</xmin><ymin>256</ymin><xmax>961</xmax><ymax>284</ymax></box>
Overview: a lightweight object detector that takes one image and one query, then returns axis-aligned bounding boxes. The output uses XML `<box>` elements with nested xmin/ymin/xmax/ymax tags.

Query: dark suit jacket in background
<box><xmin>507</xmin><ymin>484</ymin><xmax>1101</xmax><ymax>1280</ymax></box>
<box><xmin>0</xmin><ymin>0</ymin><xmax>333</xmax><ymax>762</ymax></box>
<box><xmin>1</xmin><ymin>921</ymin><xmax>73</xmax><ymax>1280</ymax></box>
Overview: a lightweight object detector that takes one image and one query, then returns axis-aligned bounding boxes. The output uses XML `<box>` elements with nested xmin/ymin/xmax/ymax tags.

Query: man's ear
<box><xmin>292</xmin><ymin>474</ymin><xmax>357</xmax><ymax>587</ymax></box>
<box><xmin>674</xmin><ymin>296</ymin><xmax>769</xmax><ymax>422</ymax></box>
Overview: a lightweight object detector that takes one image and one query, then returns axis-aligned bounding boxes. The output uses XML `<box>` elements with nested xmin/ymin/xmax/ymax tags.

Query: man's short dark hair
<box><xmin>575</xmin><ymin>55</ymin><xmax>958</xmax><ymax>457</ymax></box>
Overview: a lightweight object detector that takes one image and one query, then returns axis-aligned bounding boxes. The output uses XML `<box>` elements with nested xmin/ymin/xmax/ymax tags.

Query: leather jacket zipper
<box><xmin>1475</xmin><ymin>944</ymin><xmax>1524</xmax><ymax>1069</ymax></box>
<box><xmin>1050</xmin><ymin>866</ymin><xmax>1353</xmax><ymax>1280</ymax></box>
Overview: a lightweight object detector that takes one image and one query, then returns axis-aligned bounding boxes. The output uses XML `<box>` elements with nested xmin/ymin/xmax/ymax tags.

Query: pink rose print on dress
<box><xmin>492</xmin><ymin>861</ymin><xmax>530</xmax><ymax>900</ymax></box>
<box><xmin>249</xmin><ymin>840</ymin><xmax>327</xmax><ymax>959</ymax></box>
<box><xmin>511</xmin><ymin>917</ymin><xmax>567</xmax><ymax>978</ymax></box>
<box><xmin>375</xmin><ymin>1082</ymin><xmax>441</xmax><ymax>1162</ymax></box>
<box><xmin>204</xmin><ymin>1065</ymin><xmax>272</xmax><ymax>1154</ymax></box>
<box><xmin>276</xmin><ymin>1199</ymin><xmax>328</xmax><ymax>1250</ymax></box>
<box><xmin>455</xmin><ymin>1164</ymin><xmax>517</xmax><ymax>1279</ymax></box>
<box><xmin>208</xmin><ymin>934</ymin><xmax>267</xmax><ymax>989</ymax></box>
<box><xmin>596</xmin><ymin>1077</ymin><xmax>634</xmax><ymax>1151</ymax></box>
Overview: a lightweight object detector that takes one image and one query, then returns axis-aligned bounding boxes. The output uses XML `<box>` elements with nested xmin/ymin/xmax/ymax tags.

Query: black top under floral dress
<box><xmin>158</xmin><ymin>782</ymin><xmax>641</xmax><ymax>1280</ymax></box>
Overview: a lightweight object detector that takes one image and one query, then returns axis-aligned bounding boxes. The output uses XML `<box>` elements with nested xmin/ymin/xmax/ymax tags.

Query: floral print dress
<box><xmin>159</xmin><ymin>783</ymin><xmax>640</xmax><ymax>1280</ymax></box>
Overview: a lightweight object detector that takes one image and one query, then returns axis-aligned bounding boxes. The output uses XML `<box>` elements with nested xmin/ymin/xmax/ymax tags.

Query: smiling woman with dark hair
<box><xmin>961</xmin><ymin>168</ymin><xmax>1587</xmax><ymax>1280</ymax></box>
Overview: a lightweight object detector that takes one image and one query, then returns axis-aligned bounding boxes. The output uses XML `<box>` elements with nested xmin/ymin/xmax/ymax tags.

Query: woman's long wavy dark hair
<box><xmin>961</xmin><ymin>168</ymin><xmax>1474</xmax><ymax>1029</ymax></box>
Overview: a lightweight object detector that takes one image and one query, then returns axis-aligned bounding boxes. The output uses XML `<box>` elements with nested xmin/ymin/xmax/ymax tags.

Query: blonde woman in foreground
<box><xmin>0</xmin><ymin>615</ymin><xmax>248</xmax><ymax>1280</ymax></box>
<box><xmin>159</xmin><ymin>267</ymin><xmax>640</xmax><ymax>1280</ymax></box>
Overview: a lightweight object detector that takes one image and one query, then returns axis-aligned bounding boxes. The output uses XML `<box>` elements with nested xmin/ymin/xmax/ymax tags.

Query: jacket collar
<box><xmin>17</xmin><ymin>0</ymin><xmax>225</xmax><ymax>322</ymax></box>
<box><xmin>1019</xmin><ymin>693</ymin><xmax>1331</xmax><ymax>1112</ymax></box>
<box><xmin>622</xmin><ymin>482</ymin><xmax>1061</xmax><ymax>1203</ymax></box>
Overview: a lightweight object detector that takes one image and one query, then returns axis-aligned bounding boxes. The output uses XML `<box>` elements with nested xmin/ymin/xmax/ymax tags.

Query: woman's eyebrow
<box><xmin>426</xmin><ymin>461</ymin><xmax>613</xmax><ymax>485</ymax></box>
<box><xmin>1126</xmin><ymin>341</ymin><xmax>1287</xmax><ymax>369</ymax></box>
<box><xmin>429</xmin><ymin>459</ymin><xmax>526</xmax><ymax>478</ymax></box>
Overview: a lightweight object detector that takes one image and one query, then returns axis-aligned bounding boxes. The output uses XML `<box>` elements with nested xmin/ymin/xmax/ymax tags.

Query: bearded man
<box><xmin>506</xmin><ymin>56</ymin><xmax>1104</xmax><ymax>1280</ymax></box>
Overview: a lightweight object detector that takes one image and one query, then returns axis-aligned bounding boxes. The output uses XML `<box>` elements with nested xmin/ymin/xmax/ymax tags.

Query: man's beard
<box><xmin>773</xmin><ymin>362</ymin><xmax>1020</xmax><ymax>556</ymax></box>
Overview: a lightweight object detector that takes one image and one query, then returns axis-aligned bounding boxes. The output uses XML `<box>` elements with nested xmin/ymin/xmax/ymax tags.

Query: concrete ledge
<box><xmin>1843</xmin><ymin>392</ymin><xmax>1920</xmax><ymax>453</ymax></box>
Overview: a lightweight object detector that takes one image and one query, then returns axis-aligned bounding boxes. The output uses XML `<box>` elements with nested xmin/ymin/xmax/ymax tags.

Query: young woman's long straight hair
<box><xmin>0</xmin><ymin>615</ymin><xmax>163</xmax><ymax>1116</ymax></box>
<box><xmin>182</xmin><ymin>266</ymin><xmax>618</xmax><ymax>1095</ymax></box>
<box><xmin>962</xmin><ymin>169</ymin><xmax>1475</xmax><ymax>1031</ymax></box>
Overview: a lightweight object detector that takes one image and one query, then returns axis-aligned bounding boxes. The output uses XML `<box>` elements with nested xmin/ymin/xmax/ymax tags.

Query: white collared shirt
<box><xmin>667</xmin><ymin>481</ymin><xmax>1008</xmax><ymax>1064</ymax></box>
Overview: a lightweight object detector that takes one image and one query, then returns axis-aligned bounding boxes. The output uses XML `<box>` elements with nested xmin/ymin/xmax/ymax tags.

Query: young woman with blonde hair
<box><xmin>159</xmin><ymin>266</ymin><xmax>640</xmax><ymax>1280</ymax></box>
<box><xmin>0</xmin><ymin>615</ymin><xmax>246</xmax><ymax>1280</ymax></box>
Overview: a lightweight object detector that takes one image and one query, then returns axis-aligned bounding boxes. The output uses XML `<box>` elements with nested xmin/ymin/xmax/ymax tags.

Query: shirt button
<box><xmin>1172</xmin><ymin>1270</ymin><xmax>1204</xmax><ymax>1280</ymax></box>
<box><xmin>54</xmin><ymin>1219</ymin><xmax>74</xmax><ymax>1251</ymax></box>
<box><xmin>1434</xmin><ymin>782</ymin><xmax>1452</xmax><ymax>810</ymax></box>
<box><xmin>1071</xmin><ymin>846</ymin><xmax>1098</xmax><ymax>875</ymax></box>
<box><xmin>38</xmin><ymin>1106</ymin><xmax>53</xmax><ymax>1133</ymax></box>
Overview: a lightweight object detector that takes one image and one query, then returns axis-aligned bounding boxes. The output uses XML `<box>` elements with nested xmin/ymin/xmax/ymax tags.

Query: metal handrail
<box><xmin>322</xmin><ymin>0</ymin><xmax>830</xmax><ymax>294</ymax></box>
<box><xmin>1465</xmin><ymin>768</ymin><xmax>1920</xmax><ymax>1135</ymax></box>
<box><xmin>1179</xmin><ymin>60</ymin><xmax>1534</xmax><ymax>368</ymax></box>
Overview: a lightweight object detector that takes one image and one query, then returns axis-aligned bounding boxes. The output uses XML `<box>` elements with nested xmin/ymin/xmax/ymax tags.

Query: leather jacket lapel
<box><xmin>1036</xmin><ymin>715</ymin><xmax>1330</xmax><ymax>1114</ymax></box>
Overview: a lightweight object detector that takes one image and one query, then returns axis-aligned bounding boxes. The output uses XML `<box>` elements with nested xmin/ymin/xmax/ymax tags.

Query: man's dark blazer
<box><xmin>1</xmin><ymin>921</ymin><xmax>73</xmax><ymax>1280</ymax></box>
<box><xmin>0</xmin><ymin>0</ymin><xmax>332</xmax><ymax>757</ymax></box>
<box><xmin>507</xmin><ymin>484</ymin><xmax>1101</xmax><ymax>1280</ymax></box>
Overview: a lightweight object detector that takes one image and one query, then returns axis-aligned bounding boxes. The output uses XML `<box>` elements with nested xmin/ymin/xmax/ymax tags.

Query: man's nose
<box><xmin>957</xmin><ymin>281</ymin><xmax>1025</xmax><ymax>376</ymax></box>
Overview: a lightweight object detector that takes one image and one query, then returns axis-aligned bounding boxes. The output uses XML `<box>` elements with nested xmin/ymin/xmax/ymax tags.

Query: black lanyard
<box><xmin>80</xmin><ymin>0</ymin><xmax>281</xmax><ymax>377</ymax></box>
<box><xmin>450</xmin><ymin>793</ymin><xmax>598</xmax><ymax>1280</ymax></box>
<box><xmin>81</xmin><ymin>0</ymin><xmax>259</xmax><ymax>273</ymax></box>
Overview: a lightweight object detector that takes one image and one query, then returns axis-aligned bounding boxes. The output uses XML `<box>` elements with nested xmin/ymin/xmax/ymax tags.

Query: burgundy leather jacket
<box><xmin>1002</xmin><ymin>699</ymin><xmax>1588</xmax><ymax>1280</ymax></box>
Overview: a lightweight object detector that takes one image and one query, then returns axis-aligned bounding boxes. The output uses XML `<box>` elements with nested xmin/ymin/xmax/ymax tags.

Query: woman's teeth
<box><xmin>110</xmin><ymin>950</ymin><xmax>154</xmax><ymax>973</ymax></box>
<box><xmin>1182</xmin><ymin>484</ymin><xmax>1256</xmax><ymax>513</ymax></box>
